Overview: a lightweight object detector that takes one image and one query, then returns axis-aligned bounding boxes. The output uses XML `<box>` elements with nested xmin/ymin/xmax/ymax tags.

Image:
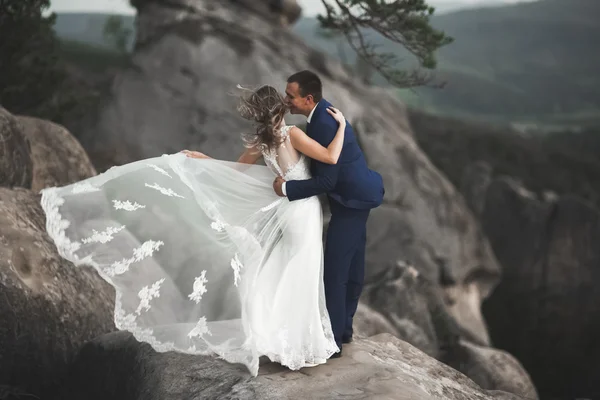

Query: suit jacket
<box><xmin>286</xmin><ymin>99</ymin><xmax>385</xmax><ymax>210</ymax></box>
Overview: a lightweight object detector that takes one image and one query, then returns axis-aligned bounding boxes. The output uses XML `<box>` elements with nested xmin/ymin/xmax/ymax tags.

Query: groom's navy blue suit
<box><xmin>286</xmin><ymin>99</ymin><xmax>384</xmax><ymax>350</ymax></box>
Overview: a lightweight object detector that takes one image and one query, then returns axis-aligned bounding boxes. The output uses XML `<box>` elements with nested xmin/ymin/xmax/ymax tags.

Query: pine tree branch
<box><xmin>318</xmin><ymin>0</ymin><xmax>453</xmax><ymax>88</ymax></box>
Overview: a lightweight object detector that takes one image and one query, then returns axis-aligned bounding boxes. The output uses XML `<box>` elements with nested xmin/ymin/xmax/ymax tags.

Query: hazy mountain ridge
<box><xmin>294</xmin><ymin>0</ymin><xmax>600</xmax><ymax>126</ymax></box>
<box><xmin>54</xmin><ymin>12</ymin><xmax>135</xmax><ymax>49</ymax></box>
<box><xmin>53</xmin><ymin>0</ymin><xmax>600</xmax><ymax>127</ymax></box>
<box><xmin>426</xmin><ymin>0</ymin><xmax>600</xmax><ymax>125</ymax></box>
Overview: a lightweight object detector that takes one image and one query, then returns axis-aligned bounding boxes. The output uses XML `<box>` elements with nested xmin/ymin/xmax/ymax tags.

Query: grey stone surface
<box><xmin>481</xmin><ymin>177</ymin><xmax>600</xmax><ymax>399</ymax></box>
<box><xmin>18</xmin><ymin>115</ymin><xmax>97</xmax><ymax>192</ymax></box>
<box><xmin>66</xmin><ymin>331</ymin><xmax>529</xmax><ymax>400</ymax></box>
<box><xmin>0</xmin><ymin>187</ymin><xmax>115</xmax><ymax>398</ymax></box>
<box><xmin>0</xmin><ymin>106</ymin><xmax>32</xmax><ymax>188</ymax></box>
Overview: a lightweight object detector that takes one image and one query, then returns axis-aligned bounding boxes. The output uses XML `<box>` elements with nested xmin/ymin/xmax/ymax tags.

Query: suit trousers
<box><xmin>323</xmin><ymin>200</ymin><xmax>370</xmax><ymax>349</ymax></box>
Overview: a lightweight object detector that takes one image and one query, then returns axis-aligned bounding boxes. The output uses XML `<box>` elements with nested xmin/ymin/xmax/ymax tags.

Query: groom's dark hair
<box><xmin>287</xmin><ymin>70</ymin><xmax>322</xmax><ymax>102</ymax></box>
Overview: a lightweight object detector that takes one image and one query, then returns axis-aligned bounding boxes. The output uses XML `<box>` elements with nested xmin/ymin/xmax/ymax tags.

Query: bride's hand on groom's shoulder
<box><xmin>327</xmin><ymin>107</ymin><xmax>346</xmax><ymax>126</ymax></box>
<box><xmin>181</xmin><ymin>149</ymin><xmax>210</xmax><ymax>159</ymax></box>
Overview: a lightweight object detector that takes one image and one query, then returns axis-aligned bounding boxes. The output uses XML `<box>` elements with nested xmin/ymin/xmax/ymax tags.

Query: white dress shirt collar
<box><xmin>307</xmin><ymin>102</ymin><xmax>319</xmax><ymax>123</ymax></box>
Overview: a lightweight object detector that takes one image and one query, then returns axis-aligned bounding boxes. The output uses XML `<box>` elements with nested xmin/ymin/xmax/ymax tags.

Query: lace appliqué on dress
<box><xmin>231</xmin><ymin>253</ymin><xmax>243</xmax><ymax>287</ymax></box>
<box><xmin>189</xmin><ymin>270</ymin><xmax>208</xmax><ymax>304</ymax></box>
<box><xmin>147</xmin><ymin>164</ymin><xmax>172</xmax><ymax>178</ymax></box>
<box><xmin>210</xmin><ymin>220</ymin><xmax>228</xmax><ymax>232</ymax></box>
<box><xmin>257</xmin><ymin>321</ymin><xmax>338</xmax><ymax>371</ymax></box>
<box><xmin>108</xmin><ymin>240</ymin><xmax>164</xmax><ymax>277</ymax></box>
<box><xmin>82</xmin><ymin>226</ymin><xmax>125</xmax><ymax>244</ymax></box>
<box><xmin>145</xmin><ymin>183</ymin><xmax>185</xmax><ymax>198</ymax></box>
<box><xmin>113</xmin><ymin>200</ymin><xmax>146</xmax><ymax>211</ymax></box>
<box><xmin>262</xmin><ymin>148</ymin><xmax>284</xmax><ymax>177</ymax></box>
<box><xmin>188</xmin><ymin>316</ymin><xmax>212</xmax><ymax>338</ymax></box>
<box><xmin>282</xmin><ymin>157</ymin><xmax>310</xmax><ymax>181</ymax></box>
<box><xmin>136</xmin><ymin>278</ymin><xmax>165</xmax><ymax>315</ymax></box>
<box><xmin>261</xmin><ymin>125</ymin><xmax>312</xmax><ymax>182</ymax></box>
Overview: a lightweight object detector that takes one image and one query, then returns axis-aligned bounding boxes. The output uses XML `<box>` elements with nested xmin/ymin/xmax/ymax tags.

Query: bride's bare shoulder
<box><xmin>287</xmin><ymin>125</ymin><xmax>307</xmax><ymax>139</ymax></box>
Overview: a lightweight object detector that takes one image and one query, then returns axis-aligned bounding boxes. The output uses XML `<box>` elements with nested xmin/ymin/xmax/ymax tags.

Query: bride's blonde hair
<box><xmin>237</xmin><ymin>85</ymin><xmax>288</xmax><ymax>151</ymax></box>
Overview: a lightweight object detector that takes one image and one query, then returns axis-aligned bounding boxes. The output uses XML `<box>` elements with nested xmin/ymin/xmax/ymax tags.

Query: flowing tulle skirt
<box><xmin>40</xmin><ymin>153</ymin><xmax>338</xmax><ymax>376</ymax></box>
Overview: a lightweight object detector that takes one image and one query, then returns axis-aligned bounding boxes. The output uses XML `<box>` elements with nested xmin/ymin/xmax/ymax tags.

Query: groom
<box><xmin>273</xmin><ymin>70</ymin><xmax>385</xmax><ymax>358</ymax></box>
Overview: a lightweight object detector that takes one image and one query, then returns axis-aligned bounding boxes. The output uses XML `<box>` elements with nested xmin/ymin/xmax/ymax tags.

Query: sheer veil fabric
<box><xmin>40</xmin><ymin>126</ymin><xmax>338</xmax><ymax>376</ymax></box>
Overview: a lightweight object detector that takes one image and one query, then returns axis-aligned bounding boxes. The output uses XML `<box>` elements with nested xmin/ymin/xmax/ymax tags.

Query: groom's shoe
<box><xmin>342</xmin><ymin>336</ymin><xmax>353</xmax><ymax>344</ymax></box>
<box><xmin>330</xmin><ymin>349</ymin><xmax>342</xmax><ymax>359</ymax></box>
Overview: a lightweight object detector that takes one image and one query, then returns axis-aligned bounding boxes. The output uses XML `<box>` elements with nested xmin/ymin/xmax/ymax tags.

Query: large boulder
<box><xmin>0</xmin><ymin>106</ymin><xmax>96</xmax><ymax>192</ymax></box>
<box><xmin>460</xmin><ymin>161</ymin><xmax>493</xmax><ymax>217</ymax></box>
<box><xmin>0</xmin><ymin>188</ymin><xmax>115</xmax><ymax>398</ymax></box>
<box><xmin>362</xmin><ymin>262</ymin><xmax>443</xmax><ymax>358</ymax></box>
<box><xmin>363</xmin><ymin>261</ymin><xmax>493</xmax><ymax>358</ymax></box>
<box><xmin>362</xmin><ymin>261</ymin><xmax>537</xmax><ymax>400</ymax></box>
<box><xmin>451</xmin><ymin>340</ymin><xmax>538</xmax><ymax>400</ymax></box>
<box><xmin>76</xmin><ymin>0</ymin><xmax>500</xmax><ymax>357</ymax></box>
<box><xmin>0</xmin><ymin>106</ymin><xmax>32</xmax><ymax>188</ymax></box>
<box><xmin>17</xmin><ymin>116</ymin><xmax>97</xmax><ymax>192</ymax></box>
<box><xmin>413</xmin><ymin>119</ymin><xmax>600</xmax><ymax>399</ymax></box>
<box><xmin>65</xmin><ymin>331</ymin><xmax>528</xmax><ymax>400</ymax></box>
<box><xmin>480</xmin><ymin>177</ymin><xmax>600</xmax><ymax>400</ymax></box>
<box><xmin>352</xmin><ymin>301</ymin><xmax>400</xmax><ymax>339</ymax></box>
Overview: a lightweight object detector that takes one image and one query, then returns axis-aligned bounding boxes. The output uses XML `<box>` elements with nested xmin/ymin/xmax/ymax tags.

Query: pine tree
<box><xmin>0</xmin><ymin>0</ymin><xmax>65</xmax><ymax>117</ymax></box>
<box><xmin>317</xmin><ymin>0</ymin><xmax>453</xmax><ymax>87</ymax></box>
<box><xmin>103</xmin><ymin>15</ymin><xmax>133</xmax><ymax>53</ymax></box>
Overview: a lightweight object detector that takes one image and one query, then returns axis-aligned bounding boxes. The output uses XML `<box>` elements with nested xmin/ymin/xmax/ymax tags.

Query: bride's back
<box><xmin>262</xmin><ymin>125</ymin><xmax>311</xmax><ymax>181</ymax></box>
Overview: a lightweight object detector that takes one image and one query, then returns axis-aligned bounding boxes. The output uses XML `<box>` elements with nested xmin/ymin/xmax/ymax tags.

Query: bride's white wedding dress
<box><xmin>41</xmin><ymin>125</ymin><xmax>338</xmax><ymax>376</ymax></box>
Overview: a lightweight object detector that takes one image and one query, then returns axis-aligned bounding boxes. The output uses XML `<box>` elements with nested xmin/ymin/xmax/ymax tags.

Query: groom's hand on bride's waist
<box><xmin>273</xmin><ymin>177</ymin><xmax>286</xmax><ymax>197</ymax></box>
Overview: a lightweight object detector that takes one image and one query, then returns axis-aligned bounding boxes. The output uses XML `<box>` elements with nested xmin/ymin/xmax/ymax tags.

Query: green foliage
<box><xmin>54</xmin><ymin>13</ymin><xmax>136</xmax><ymax>49</ymax></box>
<box><xmin>415</xmin><ymin>0</ymin><xmax>600</xmax><ymax>126</ymax></box>
<box><xmin>0</xmin><ymin>0</ymin><xmax>65</xmax><ymax>118</ymax></box>
<box><xmin>102</xmin><ymin>15</ymin><xmax>132</xmax><ymax>53</ymax></box>
<box><xmin>58</xmin><ymin>39</ymin><xmax>131</xmax><ymax>72</ymax></box>
<box><xmin>316</xmin><ymin>0</ymin><xmax>453</xmax><ymax>88</ymax></box>
<box><xmin>299</xmin><ymin>0</ymin><xmax>600</xmax><ymax>126</ymax></box>
<box><xmin>48</xmin><ymin>38</ymin><xmax>135</xmax><ymax>128</ymax></box>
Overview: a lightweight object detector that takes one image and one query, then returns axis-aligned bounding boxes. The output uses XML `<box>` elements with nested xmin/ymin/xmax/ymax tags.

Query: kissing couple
<box><xmin>41</xmin><ymin>70</ymin><xmax>384</xmax><ymax>376</ymax></box>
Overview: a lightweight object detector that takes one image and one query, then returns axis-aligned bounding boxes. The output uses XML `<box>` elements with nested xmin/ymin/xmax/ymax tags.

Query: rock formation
<box><xmin>478</xmin><ymin>177</ymin><xmax>600</xmax><ymax>399</ymax></box>
<box><xmin>65</xmin><ymin>332</ymin><xmax>529</xmax><ymax>400</ymax></box>
<box><xmin>0</xmin><ymin>106</ymin><xmax>96</xmax><ymax>191</ymax></box>
<box><xmin>0</xmin><ymin>107</ymin><xmax>114</xmax><ymax>398</ymax></box>
<box><xmin>18</xmin><ymin>116</ymin><xmax>97</xmax><ymax>192</ymax></box>
<box><xmin>0</xmin><ymin>107</ymin><xmax>32</xmax><ymax>188</ymax></box>
<box><xmin>0</xmin><ymin>188</ymin><xmax>115</xmax><ymax>398</ymax></box>
<box><xmin>410</xmin><ymin>107</ymin><xmax>600</xmax><ymax>399</ymax></box>
<box><xmin>460</xmin><ymin>161</ymin><xmax>493</xmax><ymax>217</ymax></box>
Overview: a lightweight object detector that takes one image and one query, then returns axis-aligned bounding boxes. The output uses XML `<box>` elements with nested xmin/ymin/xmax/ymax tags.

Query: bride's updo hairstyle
<box><xmin>237</xmin><ymin>84</ymin><xmax>288</xmax><ymax>151</ymax></box>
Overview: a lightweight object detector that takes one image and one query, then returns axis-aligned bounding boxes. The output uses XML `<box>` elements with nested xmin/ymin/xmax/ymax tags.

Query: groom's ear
<box><xmin>306</xmin><ymin>94</ymin><xmax>314</xmax><ymax>104</ymax></box>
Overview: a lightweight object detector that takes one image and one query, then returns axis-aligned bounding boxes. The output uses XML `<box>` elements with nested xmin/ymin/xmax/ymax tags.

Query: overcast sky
<box><xmin>49</xmin><ymin>0</ymin><xmax>531</xmax><ymax>16</ymax></box>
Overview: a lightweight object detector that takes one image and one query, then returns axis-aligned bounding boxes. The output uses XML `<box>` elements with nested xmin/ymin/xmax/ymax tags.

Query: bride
<box><xmin>41</xmin><ymin>85</ymin><xmax>347</xmax><ymax>376</ymax></box>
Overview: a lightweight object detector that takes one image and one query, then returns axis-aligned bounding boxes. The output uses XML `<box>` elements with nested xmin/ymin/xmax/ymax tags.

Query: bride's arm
<box><xmin>181</xmin><ymin>146</ymin><xmax>262</xmax><ymax>165</ymax></box>
<box><xmin>289</xmin><ymin>107</ymin><xmax>346</xmax><ymax>165</ymax></box>
<box><xmin>236</xmin><ymin>146</ymin><xmax>262</xmax><ymax>164</ymax></box>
